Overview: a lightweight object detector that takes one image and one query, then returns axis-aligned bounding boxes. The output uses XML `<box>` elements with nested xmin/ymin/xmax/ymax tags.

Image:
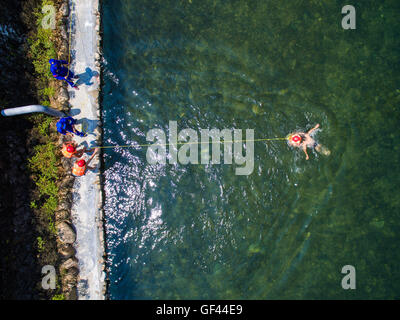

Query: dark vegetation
<box><xmin>0</xmin><ymin>0</ymin><xmax>63</xmax><ymax>299</ymax></box>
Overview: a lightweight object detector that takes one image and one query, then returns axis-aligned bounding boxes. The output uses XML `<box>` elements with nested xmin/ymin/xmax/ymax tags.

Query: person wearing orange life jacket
<box><xmin>288</xmin><ymin>124</ymin><xmax>330</xmax><ymax>160</ymax></box>
<box><xmin>61</xmin><ymin>141</ymin><xmax>92</xmax><ymax>159</ymax></box>
<box><xmin>72</xmin><ymin>148</ymin><xmax>99</xmax><ymax>177</ymax></box>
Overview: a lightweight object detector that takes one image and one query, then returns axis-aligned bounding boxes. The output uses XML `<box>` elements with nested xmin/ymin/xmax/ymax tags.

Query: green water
<box><xmin>102</xmin><ymin>0</ymin><xmax>400</xmax><ymax>299</ymax></box>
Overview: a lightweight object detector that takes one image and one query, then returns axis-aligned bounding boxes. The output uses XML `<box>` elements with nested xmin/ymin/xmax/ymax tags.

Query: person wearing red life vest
<box><xmin>61</xmin><ymin>141</ymin><xmax>93</xmax><ymax>159</ymax></box>
<box><xmin>288</xmin><ymin>124</ymin><xmax>327</xmax><ymax>160</ymax></box>
<box><xmin>72</xmin><ymin>148</ymin><xmax>99</xmax><ymax>177</ymax></box>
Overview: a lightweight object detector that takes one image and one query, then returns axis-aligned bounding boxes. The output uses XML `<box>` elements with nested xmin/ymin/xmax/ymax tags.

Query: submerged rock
<box><xmin>370</xmin><ymin>219</ymin><xmax>385</xmax><ymax>229</ymax></box>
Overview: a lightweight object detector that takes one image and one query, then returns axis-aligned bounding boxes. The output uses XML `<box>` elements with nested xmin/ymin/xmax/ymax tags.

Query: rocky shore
<box><xmin>53</xmin><ymin>0</ymin><xmax>80</xmax><ymax>300</ymax></box>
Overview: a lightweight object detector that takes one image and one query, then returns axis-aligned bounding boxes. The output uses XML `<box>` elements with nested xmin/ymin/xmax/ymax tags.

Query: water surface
<box><xmin>102</xmin><ymin>0</ymin><xmax>400</xmax><ymax>299</ymax></box>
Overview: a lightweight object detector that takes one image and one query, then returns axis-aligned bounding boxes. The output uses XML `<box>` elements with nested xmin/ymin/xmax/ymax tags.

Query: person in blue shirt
<box><xmin>49</xmin><ymin>59</ymin><xmax>79</xmax><ymax>89</ymax></box>
<box><xmin>56</xmin><ymin>116</ymin><xmax>86</xmax><ymax>137</ymax></box>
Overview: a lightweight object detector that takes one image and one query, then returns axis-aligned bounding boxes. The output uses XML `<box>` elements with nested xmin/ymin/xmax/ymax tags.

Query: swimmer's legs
<box><xmin>315</xmin><ymin>144</ymin><xmax>331</xmax><ymax>156</ymax></box>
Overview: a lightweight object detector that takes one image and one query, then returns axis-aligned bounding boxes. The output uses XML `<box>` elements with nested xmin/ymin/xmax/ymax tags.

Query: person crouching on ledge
<box><xmin>56</xmin><ymin>116</ymin><xmax>86</xmax><ymax>137</ymax></box>
<box><xmin>49</xmin><ymin>59</ymin><xmax>79</xmax><ymax>90</ymax></box>
<box><xmin>72</xmin><ymin>148</ymin><xmax>99</xmax><ymax>177</ymax></box>
<box><xmin>61</xmin><ymin>141</ymin><xmax>94</xmax><ymax>159</ymax></box>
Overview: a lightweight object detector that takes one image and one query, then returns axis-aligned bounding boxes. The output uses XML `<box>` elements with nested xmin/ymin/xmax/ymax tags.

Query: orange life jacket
<box><xmin>62</xmin><ymin>144</ymin><xmax>75</xmax><ymax>158</ymax></box>
<box><xmin>72</xmin><ymin>162</ymin><xmax>86</xmax><ymax>176</ymax></box>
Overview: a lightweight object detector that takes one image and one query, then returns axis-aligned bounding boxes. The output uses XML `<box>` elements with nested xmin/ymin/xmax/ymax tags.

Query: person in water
<box><xmin>56</xmin><ymin>116</ymin><xmax>86</xmax><ymax>137</ymax></box>
<box><xmin>288</xmin><ymin>124</ymin><xmax>330</xmax><ymax>160</ymax></box>
<box><xmin>72</xmin><ymin>148</ymin><xmax>99</xmax><ymax>177</ymax></box>
<box><xmin>49</xmin><ymin>59</ymin><xmax>79</xmax><ymax>89</ymax></box>
<box><xmin>61</xmin><ymin>141</ymin><xmax>93</xmax><ymax>159</ymax></box>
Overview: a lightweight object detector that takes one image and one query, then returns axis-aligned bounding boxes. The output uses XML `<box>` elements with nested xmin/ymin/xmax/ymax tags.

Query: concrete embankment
<box><xmin>67</xmin><ymin>0</ymin><xmax>106</xmax><ymax>299</ymax></box>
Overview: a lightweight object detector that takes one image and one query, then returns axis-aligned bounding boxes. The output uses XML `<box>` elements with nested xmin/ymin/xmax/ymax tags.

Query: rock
<box><xmin>56</xmin><ymin>221</ymin><xmax>76</xmax><ymax>244</ymax></box>
<box><xmin>60</xmin><ymin>257</ymin><xmax>78</xmax><ymax>271</ymax></box>
<box><xmin>65</xmin><ymin>287</ymin><xmax>78</xmax><ymax>300</ymax></box>
<box><xmin>59</xmin><ymin>44</ymin><xmax>69</xmax><ymax>57</ymax></box>
<box><xmin>58</xmin><ymin>87</ymin><xmax>69</xmax><ymax>103</ymax></box>
<box><xmin>60</xmin><ymin>2</ymin><xmax>69</xmax><ymax>16</ymax></box>
<box><xmin>58</xmin><ymin>244</ymin><xmax>75</xmax><ymax>259</ymax></box>
<box><xmin>59</xmin><ymin>189</ymin><xmax>73</xmax><ymax>205</ymax></box>
<box><xmin>59</xmin><ymin>24</ymin><xmax>67</xmax><ymax>40</ymax></box>
<box><xmin>60</xmin><ymin>175</ymin><xmax>75</xmax><ymax>189</ymax></box>
<box><xmin>60</xmin><ymin>157</ymin><xmax>71</xmax><ymax>170</ymax></box>
<box><xmin>60</xmin><ymin>104</ymin><xmax>70</xmax><ymax>113</ymax></box>
<box><xmin>67</xmin><ymin>267</ymin><xmax>79</xmax><ymax>277</ymax></box>
<box><xmin>57</xmin><ymin>200</ymin><xmax>71</xmax><ymax>212</ymax></box>
<box><xmin>93</xmin><ymin>127</ymin><xmax>101</xmax><ymax>137</ymax></box>
<box><xmin>62</xmin><ymin>273</ymin><xmax>76</xmax><ymax>287</ymax></box>
<box><xmin>55</xmin><ymin>209</ymin><xmax>69</xmax><ymax>221</ymax></box>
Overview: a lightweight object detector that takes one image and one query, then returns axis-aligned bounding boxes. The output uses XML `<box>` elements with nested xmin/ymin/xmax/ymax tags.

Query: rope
<box><xmin>95</xmin><ymin>137</ymin><xmax>289</xmax><ymax>149</ymax></box>
<box><xmin>66</xmin><ymin>7</ymin><xmax>73</xmax><ymax>79</ymax></box>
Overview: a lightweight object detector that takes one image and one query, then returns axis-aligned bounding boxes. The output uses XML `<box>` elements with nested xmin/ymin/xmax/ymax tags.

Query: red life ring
<box><xmin>291</xmin><ymin>135</ymin><xmax>301</xmax><ymax>143</ymax></box>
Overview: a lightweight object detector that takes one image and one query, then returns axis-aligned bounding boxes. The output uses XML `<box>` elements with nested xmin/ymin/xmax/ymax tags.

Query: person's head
<box><xmin>66</xmin><ymin>144</ymin><xmax>76</xmax><ymax>153</ymax></box>
<box><xmin>49</xmin><ymin>59</ymin><xmax>60</xmax><ymax>73</ymax></box>
<box><xmin>77</xmin><ymin>159</ymin><xmax>86</xmax><ymax>167</ymax></box>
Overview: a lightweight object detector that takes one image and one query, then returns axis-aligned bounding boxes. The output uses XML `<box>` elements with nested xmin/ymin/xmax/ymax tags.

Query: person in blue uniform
<box><xmin>49</xmin><ymin>59</ymin><xmax>79</xmax><ymax>89</ymax></box>
<box><xmin>56</xmin><ymin>116</ymin><xmax>86</xmax><ymax>137</ymax></box>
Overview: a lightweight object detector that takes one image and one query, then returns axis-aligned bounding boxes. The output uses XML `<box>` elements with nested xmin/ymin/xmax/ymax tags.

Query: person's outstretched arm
<box><xmin>302</xmin><ymin>144</ymin><xmax>309</xmax><ymax>160</ymax></box>
<box><xmin>307</xmin><ymin>123</ymin><xmax>320</xmax><ymax>135</ymax></box>
<box><xmin>64</xmin><ymin>78</ymin><xmax>76</xmax><ymax>87</ymax></box>
<box><xmin>86</xmin><ymin>148</ymin><xmax>99</xmax><ymax>167</ymax></box>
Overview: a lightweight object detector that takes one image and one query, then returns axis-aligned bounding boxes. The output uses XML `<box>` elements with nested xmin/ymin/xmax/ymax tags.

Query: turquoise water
<box><xmin>102</xmin><ymin>0</ymin><xmax>400</xmax><ymax>299</ymax></box>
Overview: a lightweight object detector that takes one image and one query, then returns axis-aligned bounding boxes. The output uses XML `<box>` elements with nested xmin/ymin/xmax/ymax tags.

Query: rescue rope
<box><xmin>94</xmin><ymin>137</ymin><xmax>289</xmax><ymax>149</ymax></box>
<box><xmin>65</xmin><ymin>6</ymin><xmax>73</xmax><ymax>79</ymax></box>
